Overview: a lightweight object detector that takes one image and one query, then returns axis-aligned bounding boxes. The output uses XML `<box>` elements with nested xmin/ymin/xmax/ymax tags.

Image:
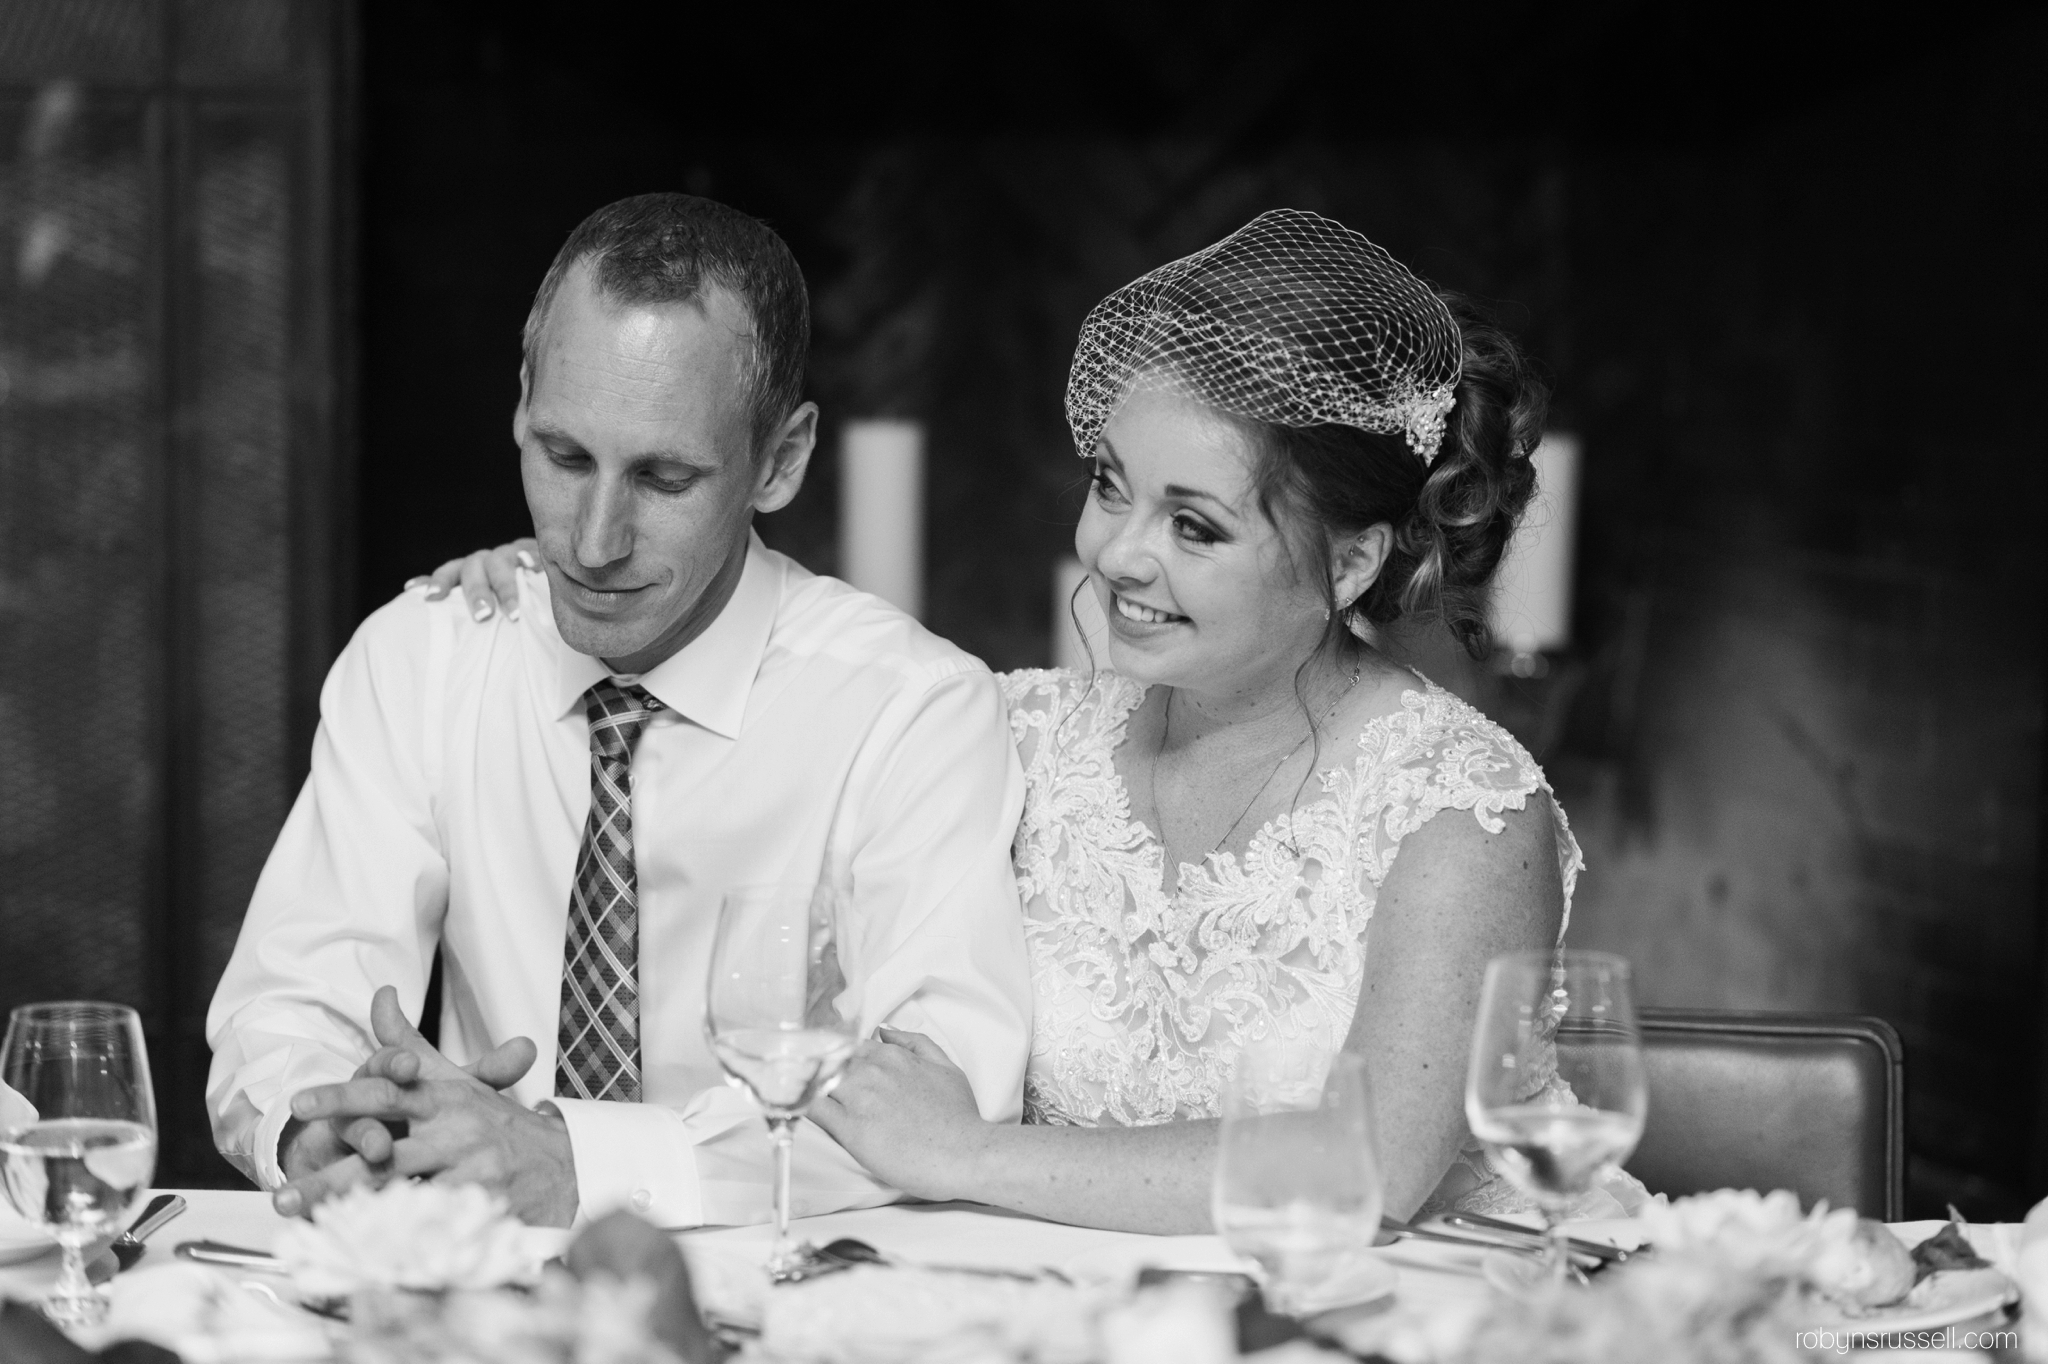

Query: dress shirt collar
<box><xmin>551</xmin><ymin>532</ymin><xmax>781</xmax><ymax>740</ymax></box>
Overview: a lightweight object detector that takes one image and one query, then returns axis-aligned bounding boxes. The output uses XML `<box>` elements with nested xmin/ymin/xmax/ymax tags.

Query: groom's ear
<box><xmin>752</xmin><ymin>400</ymin><xmax>818</xmax><ymax>515</ymax></box>
<box><xmin>512</xmin><ymin>360</ymin><xmax>533</xmax><ymax>448</ymax></box>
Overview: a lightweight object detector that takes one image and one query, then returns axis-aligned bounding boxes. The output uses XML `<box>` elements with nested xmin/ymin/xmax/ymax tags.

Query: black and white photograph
<box><xmin>0</xmin><ymin>2</ymin><xmax>2042</xmax><ymax>1359</ymax></box>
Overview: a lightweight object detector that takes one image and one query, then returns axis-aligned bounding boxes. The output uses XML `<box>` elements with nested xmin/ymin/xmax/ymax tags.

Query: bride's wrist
<box><xmin>938</xmin><ymin>1121</ymin><xmax>1006</xmax><ymax>1201</ymax></box>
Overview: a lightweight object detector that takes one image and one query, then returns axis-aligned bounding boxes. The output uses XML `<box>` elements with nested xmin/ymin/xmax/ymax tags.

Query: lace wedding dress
<box><xmin>1000</xmin><ymin>666</ymin><xmax>1648</xmax><ymax>1218</ymax></box>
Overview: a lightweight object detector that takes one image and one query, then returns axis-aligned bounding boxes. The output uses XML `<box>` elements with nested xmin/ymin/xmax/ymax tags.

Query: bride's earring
<box><xmin>1342</xmin><ymin>598</ymin><xmax>1373</xmax><ymax>643</ymax></box>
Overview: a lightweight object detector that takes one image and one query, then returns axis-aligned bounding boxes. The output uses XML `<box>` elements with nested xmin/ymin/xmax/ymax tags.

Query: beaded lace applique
<box><xmin>1000</xmin><ymin>667</ymin><xmax>1584</xmax><ymax>1130</ymax></box>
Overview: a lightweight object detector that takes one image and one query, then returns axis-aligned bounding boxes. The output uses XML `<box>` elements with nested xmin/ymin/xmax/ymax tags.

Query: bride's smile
<box><xmin>1108</xmin><ymin>593</ymin><xmax>1184</xmax><ymax>626</ymax></box>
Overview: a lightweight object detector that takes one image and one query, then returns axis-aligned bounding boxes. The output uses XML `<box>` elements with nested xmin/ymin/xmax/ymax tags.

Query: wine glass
<box><xmin>705</xmin><ymin>883</ymin><xmax>857</xmax><ymax>1278</ymax></box>
<box><xmin>1212</xmin><ymin>1043</ymin><xmax>1383</xmax><ymax>1314</ymax></box>
<box><xmin>1464</xmin><ymin>950</ymin><xmax>1646</xmax><ymax>1288</ymax></box>
<box><xmin>0</xmin><ymin>1002</ymin><xmax>157</xmax><ymax>1327</ymax></box>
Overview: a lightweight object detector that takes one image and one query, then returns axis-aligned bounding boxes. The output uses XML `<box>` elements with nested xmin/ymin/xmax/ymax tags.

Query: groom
<box><xmin>205</xmin><ymin>193</ymin><xmax>1032</xmax><ymax>1227</ymax></box>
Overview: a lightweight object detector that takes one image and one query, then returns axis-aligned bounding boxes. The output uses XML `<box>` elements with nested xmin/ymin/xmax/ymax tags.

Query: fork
<box><xmin>1441</xmin><ymin>1212</ymin><xmax>1635</xmax><ymax>1264</ymax></box>
<box><xmin>1378</xmin><ymin>1216</ymin><xmax>1607</xmax><ymax>1277</ymax></box>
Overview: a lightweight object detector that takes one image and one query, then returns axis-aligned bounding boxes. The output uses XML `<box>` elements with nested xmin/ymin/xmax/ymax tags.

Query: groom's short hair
<box><xmin>522</xmin><ymin>193</ymin><xmax>810</xmax><ymax>453</ymax></box>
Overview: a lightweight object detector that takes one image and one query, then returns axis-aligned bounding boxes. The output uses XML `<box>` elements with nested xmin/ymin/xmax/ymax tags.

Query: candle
<box><xmin>1489</xmin><ymin>432</ymin><xmax>1582</xmax><ymax>665</ymax></box>
<box><xmin>839</xmin><ymin>419</ymin><xmax>925</xmax><ymax>619</ymax></box>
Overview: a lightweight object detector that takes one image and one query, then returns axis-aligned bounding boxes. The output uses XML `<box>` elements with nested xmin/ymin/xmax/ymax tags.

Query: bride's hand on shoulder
<box><xmin>405</xmin><ymin>537</ymin><xmax>539</xmax><ymax>622</ymax></box>
<box><xmin>810</xmin><ymin>1028</ymin><xmax>988</xmax><ymax>1201</ymax></box>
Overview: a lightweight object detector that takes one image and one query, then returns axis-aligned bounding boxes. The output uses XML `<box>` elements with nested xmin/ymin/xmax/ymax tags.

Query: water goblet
<box><xmin>705</xmin><ymin>883</ymin><xmax>856</xmax><ymax>1278</ymax></box>
<box><xmin>1464</xmin><ymin>950</ymin><xmax>1646</xmax><ymax>1289</ymax></box>
<box><xmin>0</xmin><ymin>1002</ymin><xmax>158</xmax><ymax>1327</ymax></box>
<box><xmin>1212</xmin><ymin>1044</ymin><xmax>1383</xmax><ymax>1314</ymax></box>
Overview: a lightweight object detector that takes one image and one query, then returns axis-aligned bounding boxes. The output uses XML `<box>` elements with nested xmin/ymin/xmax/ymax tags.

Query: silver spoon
<box><xmin>175</xmin><ymin>1238</ymin><xmax>284</xmax><ymax>1271</ymax></box>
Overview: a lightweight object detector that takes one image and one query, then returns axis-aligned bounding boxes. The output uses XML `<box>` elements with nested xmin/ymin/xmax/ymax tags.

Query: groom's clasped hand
<box><xmin>278</xmin><ymin>1003</ymin><xmax>995</xmax><ymax>1223</ymax></box>
<box><xmin>276</xmin><ymin>986</ymin><xmax>576</xmax><ymax>1226</ymax></box>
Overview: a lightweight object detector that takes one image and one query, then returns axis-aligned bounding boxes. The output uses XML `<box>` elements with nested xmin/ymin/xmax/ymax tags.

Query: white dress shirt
<box><xmin>205</xmin><ymin>535</ymin><xmax>1032</xmax><ymax>1228</ymax></box>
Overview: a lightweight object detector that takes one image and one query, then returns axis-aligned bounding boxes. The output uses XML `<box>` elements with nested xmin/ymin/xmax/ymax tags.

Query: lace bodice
<box><xmin>997</xmin><ymin>666</ymin><xmax>1653</xmax><ymax>1217</ymax></box>
<box><xmin>1001</xmin><ymin>666</ymin><xmax>1584</xmax><ymax>1130</ymax></box>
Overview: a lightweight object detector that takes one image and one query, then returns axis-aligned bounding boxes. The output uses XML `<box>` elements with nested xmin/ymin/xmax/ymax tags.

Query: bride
<box><xmin>429</xmin><ymin>210</ymin><xmax>1640</xmax><ymax>1233</ymax></box>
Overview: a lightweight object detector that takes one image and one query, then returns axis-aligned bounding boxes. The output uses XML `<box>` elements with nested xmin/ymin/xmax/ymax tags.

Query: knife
<box><xmin>86</xmin><ymin>1194</ymin><xmax>188</xmax><ymax>1285</ymax></box>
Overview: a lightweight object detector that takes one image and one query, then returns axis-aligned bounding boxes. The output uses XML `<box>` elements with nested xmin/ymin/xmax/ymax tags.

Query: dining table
<box><xmin>0</xmin><ymin>1188</ymin><xmax>2029</xmax><ymax>1362</ymax></box>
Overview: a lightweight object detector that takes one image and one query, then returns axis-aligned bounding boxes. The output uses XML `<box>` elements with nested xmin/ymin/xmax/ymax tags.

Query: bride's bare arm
<box><xmin>810</xmin><ymin>1030</ymin><xmax>1219</xmax><ymax>1234</ymax></box>
<box><xmin>811</xmin><ymin>793</ymin><xmax>1563</xmax><ymax>1232</ymax></box>
<box><xmin>1344</xmin><ymin>790</ymin><xmax>1565</xmax><ymax>1218</ymax></box>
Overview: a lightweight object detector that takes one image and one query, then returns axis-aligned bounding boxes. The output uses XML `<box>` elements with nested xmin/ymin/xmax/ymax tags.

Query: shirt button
<box><xmin>630</xmin><ymin>1188</ymin><xmax>652</xmax><ymax>1212</ymax></box>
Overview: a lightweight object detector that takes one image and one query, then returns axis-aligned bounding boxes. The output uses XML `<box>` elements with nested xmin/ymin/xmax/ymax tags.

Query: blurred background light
<box><xmin>839</xmin><ymin>418</ymin><xmax>925</xmax><ymax>619</ymax></box>
<box><xmin>1490</xmin><ymin>432</ymin><xmax>1582</xmax><ymax>674</ymax></box>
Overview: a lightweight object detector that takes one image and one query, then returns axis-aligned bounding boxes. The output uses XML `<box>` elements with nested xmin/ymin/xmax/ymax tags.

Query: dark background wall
<box><xmin>0</xmin><ymin>0</ymin><xmax>351</xmax><ymax>1188</ymax></box>
<box><xmin>356</xmin><ymin>2</ymin><xmax>2047</xmax><ymax>1217</ymax></box>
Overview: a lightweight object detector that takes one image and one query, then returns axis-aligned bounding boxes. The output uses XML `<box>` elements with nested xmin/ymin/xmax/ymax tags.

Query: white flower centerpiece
<box><xmin>345</xmin><ymin>1271</ymin><xmax>686</xmax><ymax>1364</ymax></box>
<box><xmin>1451</xmin><ymin>1190</ymin><xmax>1927</xmax><ymax>1364</ymax></box>
<box><xmin>273</xmin><ymin>1182</ymin><xmax>687</xmax><ymax>1364</ymax></box>
<box><xmin>275</xmin><ymin>1181</ymin><xmax>564</xmax><ymax>1299</ymax></box>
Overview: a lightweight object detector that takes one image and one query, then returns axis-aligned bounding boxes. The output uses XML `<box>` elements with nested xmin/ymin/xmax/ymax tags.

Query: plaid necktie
<box><xmin>555</xmin><ymin>678</ymin><xmax>663</xmax><ymax>1102</ymax></box>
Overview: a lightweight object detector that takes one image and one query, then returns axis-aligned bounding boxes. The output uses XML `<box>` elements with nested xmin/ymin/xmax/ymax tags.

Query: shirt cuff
<box><xmin>549</xmin><ymin>1098</ymin><xmax>704</xmax><ymax>1228</ymax></box>
<box><xmin>253</xmin><ymin>1099</ymin><xmax>298</xmax><ymax>1189</ymax></box>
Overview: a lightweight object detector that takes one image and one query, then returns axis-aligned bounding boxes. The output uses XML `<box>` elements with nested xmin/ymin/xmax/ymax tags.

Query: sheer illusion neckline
<box><xmin>1099</xmin><ymin>671</ymin><xmax>1431</xmax><ymax>898</ymax></box>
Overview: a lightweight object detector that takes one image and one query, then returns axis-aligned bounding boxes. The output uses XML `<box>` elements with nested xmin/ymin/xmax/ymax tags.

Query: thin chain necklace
<box><xmin>1149</xmin><ymin>661</ymin><xmax>1365</xmax><ymax>873</ymax></box>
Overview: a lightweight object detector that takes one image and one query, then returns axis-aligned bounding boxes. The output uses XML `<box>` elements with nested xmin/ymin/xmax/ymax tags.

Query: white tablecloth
<box><xmin>0</xmin><ymin>1188</ymin><xmax>291</xmax><ymax>1300</ymax></box>
<box><xmin>0</xmin><ymin>1189</ymin><xmax>1502</xmax><ymax>1357</ymax></box>
<box><xmin>0</xmin><ymin>1191</ymin><xmax>2024</xmax><ymax>1361</ymax></box>
<box><xmin>683</xmin><ymin>1198</ymin><xmax>1502</xmax><ymax>1335</ymax></box>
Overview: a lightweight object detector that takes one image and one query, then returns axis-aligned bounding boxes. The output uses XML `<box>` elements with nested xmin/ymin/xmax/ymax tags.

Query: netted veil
<box><xmin>1065</xmin><ymin>209</ymin><xmax>1463</xmax><ymax>463</ymax></box>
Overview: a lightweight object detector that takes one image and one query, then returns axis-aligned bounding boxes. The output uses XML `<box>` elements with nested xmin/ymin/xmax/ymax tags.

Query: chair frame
<box><xmin>1635</xmin><ymin>1007</ymin><xmax>1906</xmax><ymax>1222</ymax></box>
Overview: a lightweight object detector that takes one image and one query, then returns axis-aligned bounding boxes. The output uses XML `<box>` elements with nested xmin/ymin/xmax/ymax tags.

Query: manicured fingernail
<box><xmin>473</xmin><ymin>599</ymin><xmax>493</xmax><ymax>622</ymax></box>
<box><xmin>291</xmin><ymin>1093</ymin><xmax>316</xmax><ymax>1118</ymax></box>
<box><xmin>516</xmin><ymin>550</ymin><xmax>537</xmax><ymax>570</ymax></box>
<box><xmin>274</xmin><ymin>1188</ymin><xmax>303</xmax><ymax>1216</ymax></box>
<box><xmin>506</xmin><ymin>608</ymin><xmax>520</xmax><ymax>621</ymax></box>
<box><xmin>404</xmin><ymin>576</ymin><xmax>429</xmax><ymax>590</ymax></box>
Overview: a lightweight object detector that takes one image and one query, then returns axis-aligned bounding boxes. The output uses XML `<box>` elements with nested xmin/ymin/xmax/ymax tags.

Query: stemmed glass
<box><xmin>0</xmin><ymin>1002</ymin><xmax>157</xmax><ymax>1327</ymax></box>
<box><xmin>705</xmin><ymin>884</ymin><xmax>857</xmax><ymax>1278</ymax></box>
<box><xmin>1464</xmin><ymin>950</ymin><xmax>1646</xmax><ymax>1289</ymax></box>
<box><xmin>1212</xmin><ymin>1044</ymin><xmax>1383</xmax><ymax>1314</ymax></box>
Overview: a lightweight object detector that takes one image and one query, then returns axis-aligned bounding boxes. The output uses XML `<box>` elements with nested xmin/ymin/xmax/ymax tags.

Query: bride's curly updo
<box><xmin>1249</xmin><ymin>295</ymin><xmax>1545</xmax><ymax>658</ymax></box>
<box><xmin>1066</xmin><ymin>209</ymin><xmax>1545</xmax><ymax>659</ymax></box>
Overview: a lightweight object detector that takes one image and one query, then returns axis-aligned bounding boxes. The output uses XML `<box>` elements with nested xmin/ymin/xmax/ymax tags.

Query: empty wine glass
<box><xmin>1212</xmin><ymin>1044</ymin><xmax>1383</xmax><ymax>1314</ymax></box>
<box><xmin>1465</xmin><ymin>950</ymin><xmax>1646</xmax><ymax>1288</ymax></box>
<box><xmin>705</xmin><ymin>883</ymin><xmax>856</xmax><ymax>1278</ymax></box>
<box><xmin>0</xmin><ymin>1002</ymin><xmax>157</xmax><ymax>1327</ymax></box>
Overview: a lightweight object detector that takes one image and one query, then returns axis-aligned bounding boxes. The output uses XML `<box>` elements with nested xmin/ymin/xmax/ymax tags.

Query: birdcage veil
<box><xmin>1065</xmin><ymin>209</ymin><xmax>1463</xmax><ymax>463</ymax></box>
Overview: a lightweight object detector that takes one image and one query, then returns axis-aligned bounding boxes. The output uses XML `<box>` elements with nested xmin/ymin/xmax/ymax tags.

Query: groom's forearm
<box><xmin>954</xmin><ymin>1118</ymin><xmax>1221</xmax><ymax>1235</ymax></box>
